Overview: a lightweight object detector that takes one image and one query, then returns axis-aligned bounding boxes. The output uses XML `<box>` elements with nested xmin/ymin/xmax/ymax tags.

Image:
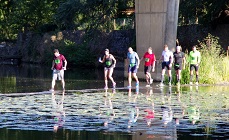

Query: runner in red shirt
<box><xmin>141</xmin><ymin>47</ymin><xmax>156</xmax><ymax>87</ymax></box>
<box><xmin>50</xmin><ymin>49</ymin><xmax>67</xmax><ymax>91</ymax></box>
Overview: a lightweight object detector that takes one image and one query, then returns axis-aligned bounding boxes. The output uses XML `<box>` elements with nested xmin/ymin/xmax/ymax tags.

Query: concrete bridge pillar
<box><xmin>134</xmin><ymin>0</ymin><xmax>180</xmax><ymax>81</ymax></box>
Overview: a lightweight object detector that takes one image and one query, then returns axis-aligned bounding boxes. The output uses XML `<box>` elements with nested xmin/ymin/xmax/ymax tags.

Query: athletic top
<box><xmin>162</xmin><ymin>50</ymin><xmax>173</xmax><ymax>62</ymax></box>
<box><xmin>127</xmin><ymin>52</ymin><xmax>139</xmax><ymax>66</ymax></box>
<box><xmin>143</xmin><ymin>52</ymin><xmax>156</xmax><ymax>66</ymax></box>
<box><xmin>53</xmin><ymin>54</ymin><xmax>66</xmax><ymax>70</ymax></box>
<box><xmin>173</xmin><ymin>51</ymin><xmax>185</xmax><ymax>64</ymax></box>
<box><xmin>189</xmin><ymin>51</ymin><xmax>201</xmax><ymax>64</ymax></box>
<box><xmin>104</xmin><ymin>54</ymin><xmax>113</xmax><ymax>68</ymax></box>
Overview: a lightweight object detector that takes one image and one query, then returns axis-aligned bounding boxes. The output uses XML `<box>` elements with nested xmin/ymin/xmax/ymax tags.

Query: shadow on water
<box><xmin>0</xmin><ymin>64</ymin><xmax>229</xmax><ymax>140</ymax></box>
<box><xmin>0</xmin><ymin>64</ymin><xmax>125</xmax><ymax>93</ymax></box>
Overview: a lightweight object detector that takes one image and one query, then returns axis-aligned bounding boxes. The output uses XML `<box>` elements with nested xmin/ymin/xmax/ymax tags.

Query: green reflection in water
<box><xmin>0</xmin><ymin>77</ymin><xmax>17</xmax><ymax>93</ymax></box>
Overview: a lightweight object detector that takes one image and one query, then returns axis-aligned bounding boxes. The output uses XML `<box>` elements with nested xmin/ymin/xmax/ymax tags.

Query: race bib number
<box><xmin>145</xmin><ymin>58</ymin><xmax>149</xmax><ymax>62</ymax></box>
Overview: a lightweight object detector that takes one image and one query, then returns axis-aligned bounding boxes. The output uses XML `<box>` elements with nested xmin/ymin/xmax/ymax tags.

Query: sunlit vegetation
<box><xmin>176</xmin><ymin>34</ymin><xmax>229</xmax><ymax>84</ymax></box>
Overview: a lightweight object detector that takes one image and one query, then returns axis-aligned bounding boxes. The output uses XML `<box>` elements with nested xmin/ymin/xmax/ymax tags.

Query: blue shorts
<box><xmin>128</xmin><ymin>64</ymin><xmax>137</xmax><ymax>73</ymax></box>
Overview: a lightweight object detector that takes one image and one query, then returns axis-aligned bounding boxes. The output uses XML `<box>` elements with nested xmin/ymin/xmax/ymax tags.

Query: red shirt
<box><xmin>53</xmin><ymin>54</ymin><xmax>66</xmax><ymax>70</ymax></box>
<box><xmin>143</xmin><ymin>52</ymin><xmax>156</xmax><ymax>66</ymax></box>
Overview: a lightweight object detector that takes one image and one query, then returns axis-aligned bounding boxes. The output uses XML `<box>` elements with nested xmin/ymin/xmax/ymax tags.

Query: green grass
<box><xmin>168</xmin><ymin>34</ymin><xmax>229</xmax><ymax>85</ymax></box>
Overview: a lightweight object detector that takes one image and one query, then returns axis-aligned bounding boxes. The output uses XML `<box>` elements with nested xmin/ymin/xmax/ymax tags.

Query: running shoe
<box><xmin>113</xmin><ymin>82</ymin><xmax>116</xmax><ymax>89</ymax></box>
<box><xmin>159</xmin><ymin>82</ymin><xmax>164</xmax><ymax>87</ymax></box>
<box><xmin>104</xmin><ymin>86</ymin><xmax>108</xmax><ymax>89</ymax></box>
<box><xmin>49</xmin><ymin>88</ymin><xmax>54</xmax><ymax>92</ymax></box>
<box><xmin>150</xmin><ymin>78</ymin><xmax>153</xmax><ymax>84</ymax></box>
<box><xmin>189</xmin><ymin>82</ymin><xmax>193</xmax><ymax>85</ymax></box>
<box><xmin>136</xmin><ymin>82</ymin><xmax>139</xmax><ymax>87</ymax></box>
<box><xmin>176</xmin><ymin>82</ymin><xmax>180</xmax><ymax>86</ymax></box>
<box><xmin>168</xmin><ymin>82</ymin><xmax>171</xmax><ymax>86</ymax></box>
<box><xmin>146</xmin><ymin>84</ymin><xmax>150</xmax><ymax>87</ymax></box>
<box><xmin>195</xmin><ymin>82</ymin><xmax>198</xmax><ymax>85</ymax></box>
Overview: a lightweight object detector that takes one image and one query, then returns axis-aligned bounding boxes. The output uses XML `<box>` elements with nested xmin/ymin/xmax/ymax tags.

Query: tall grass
<box><xmin>176</xmin><ymin>34</ymin><xmax>229</xmax><ymax>84</ymax></box>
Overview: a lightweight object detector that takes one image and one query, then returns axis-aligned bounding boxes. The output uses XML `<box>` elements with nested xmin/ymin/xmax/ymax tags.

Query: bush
<box><xmin>57</xmin><ymin>39</ymin><xmax>96</xmax><ymax>67</ymax></box>
<box><xmin>174</xmin><ymin>33</ymin><xmax>229</xmax><ymax>84</ymax></box>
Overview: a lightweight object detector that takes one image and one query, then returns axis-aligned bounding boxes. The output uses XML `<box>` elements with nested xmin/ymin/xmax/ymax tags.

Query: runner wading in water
<box><xmin>99</xmin><ymin>49</ymin><xmax>116</xmax><ymax>89</ymax></box>
<box><xmin>159</xmin><ymin>45</ymin><xmax>173</xmax><ymax>86</ymax></box>
<box><xmin>173</xmin><ymin>46</ymin><xmax>186</xmax><ymax>85</ymax></box>
<box><xmin>141</xmin><ymin>47</ymin><xmax>156</xmax><ymax>87</ymax></box>
<box><xmin>188</xmin><ymin>45</ymin><xmax>201</xmax><ymax>85</ymax></box>
<box><xmin>50</xmin><ymin>49</ymin><xmax>67</xmax><ymax>91</ymax></box>
<box><xmin>126</xmin><ymin>47</ymin><xmax>140</xmax><ymax>88</ymax></box>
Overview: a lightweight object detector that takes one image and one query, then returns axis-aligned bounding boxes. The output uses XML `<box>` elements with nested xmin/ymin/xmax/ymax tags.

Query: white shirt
<box><xmin>162</xmin><ymin>50</ymin><xmax>173</xmax><ymax>62</ymax></box>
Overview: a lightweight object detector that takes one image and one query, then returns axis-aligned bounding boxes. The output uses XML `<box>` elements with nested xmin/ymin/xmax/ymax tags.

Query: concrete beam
<box><xmin>134</xmin><ymin>0</ymin><xmax>180</xmax><ymax>80</ymax></box>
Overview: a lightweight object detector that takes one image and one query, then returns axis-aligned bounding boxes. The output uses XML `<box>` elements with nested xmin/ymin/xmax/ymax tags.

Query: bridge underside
<box><xmin>135</xmin><ymin>0</ymin><xmax>179</xmax><ymax>80</ymax></box>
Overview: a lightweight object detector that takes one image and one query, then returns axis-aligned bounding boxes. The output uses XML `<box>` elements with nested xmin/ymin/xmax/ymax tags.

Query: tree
<box><xmin>0</xmin><ymin>0</ymin><xmax>61</xmax><ymax>40</ymax></box>
<box><xmin>179</xmin><ymin>0</ymin><xmax>229</xmax><ymax>25</ymax></box>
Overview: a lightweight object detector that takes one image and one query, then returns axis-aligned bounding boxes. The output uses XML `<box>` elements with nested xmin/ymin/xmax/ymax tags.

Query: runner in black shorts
<box><xmin>159</xmin><ymin>45</ymin><xmax>173</xmax><ymax>86</ymax></box>
<box><xmin>173</xmin><ymin>46</ymin><xmax>185</xmax><ymax>85</ymax></box>
<box><xmin>162</xmin><ymin>61</ymin><xmax>172</xmax><ymax>70</ymax></box>
<box><xmin>144</xmin><ymin>65</ymin><xmax>152</xmax><ymax>74</ymax></box>
<box><xmin>188</xmin><ymin>45</ymin><xmax>201</xmax><ymax>85</ymax></box>
<box><xmin>141</xmin><ymin>47</ymin><xmax>156</xmax><ymax>87</ymax></box>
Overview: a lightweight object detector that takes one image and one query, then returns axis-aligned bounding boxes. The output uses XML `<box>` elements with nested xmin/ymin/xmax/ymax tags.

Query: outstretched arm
<box><xmin>111</xmin><ymin>55</ymin><xmax>116</xmax><ymax>67</ymax></box>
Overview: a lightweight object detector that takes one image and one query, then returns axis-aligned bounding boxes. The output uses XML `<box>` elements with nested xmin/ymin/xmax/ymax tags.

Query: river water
<box><xmin>0</xmin><ymin>64</ymin><xmax>228</xmax><ymax>140</ymax></box>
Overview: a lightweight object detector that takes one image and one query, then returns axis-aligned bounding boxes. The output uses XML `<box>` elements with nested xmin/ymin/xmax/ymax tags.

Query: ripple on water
<box><xmin>0</xmin><ymin>87</ymin><xmax>228</xmax><ymax>139</ymax></box>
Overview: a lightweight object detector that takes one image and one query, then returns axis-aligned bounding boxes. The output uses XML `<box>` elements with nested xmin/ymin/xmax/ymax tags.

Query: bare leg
<box><xmin>61</xmin><ymin>79</ymin><xmax>65</xmax><ymax>90</ymax></box>
<box><xmin>132</xmin><ymin>73</ymin><xmax>139</xmax><ymax>83</ymax></box>
<box><xmin>104</xmin><ymin>69</ymin><xmax>108</xmax><ymax>88</ymax></box>
<box><xmin>51</xmin><ymin>79</ymin><xmax>56</xmax><ymax>89</ymax></box>
<box><xmin>108</xmin><ymin>68</ymin><xmax>115</xmax><ymax>85</ymax></box>
<box><xmin>161</xmin><ymin>69</ymin><xmax>166</xmax><ymax>83</ymax></box>
<box><xmin>176</xmin><ymin>69</ymin><xmax>181</xmax><ymax>83</ymax></box>
<box><xmin>128</xmin><ymin>72</ymin><xmax>132</xmax><ymax>87</ymax></box>
<box><xmin>190</xmin><ymin>70</ymin><xmax>194</xmax><ymax>82</ymax></box>
<box><xmin>146</xmin><ymin>72</ymin><xmax>151</xmax><ymax>84</ymax></box>
<box><xmin>195</xmin><ymin>71</ymin><xmax>199</xmax><ymax>83</ymax></box>
<box><xmin>168</xmin><ymin>70</ymin><xmax>172</xmax><ymax>83</ymax></box>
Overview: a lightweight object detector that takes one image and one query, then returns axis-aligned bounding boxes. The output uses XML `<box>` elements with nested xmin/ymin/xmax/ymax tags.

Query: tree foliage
<box><xmin>0</xmin><ymin>0</ymin><xmax>135</xmax><ymax>40</ymax></box>
<box><xmin>179</xmin><ymin>0</ymin><xmax>229</xmax><ymax>25</ymax></box>
<box><xmin>0</xmin><ymin>0</ymin><xmax>61</xmax><ymax>40</ymax></box>
<box><xmin>1</xmin><ymin>0</ymin><xmax>229</xmax><ymax>40</ymax></box>
<box><xmin>54</xmin><ymin>0</ymin><xmax>134</xmax><ymax>31</ymax></box>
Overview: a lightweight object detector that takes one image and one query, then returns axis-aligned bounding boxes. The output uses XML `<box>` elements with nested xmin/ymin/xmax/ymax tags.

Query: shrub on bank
<box><xmin>172</xmin><ymin>34</ymin><xmax>229</xmax><ymax>85</ymax></box>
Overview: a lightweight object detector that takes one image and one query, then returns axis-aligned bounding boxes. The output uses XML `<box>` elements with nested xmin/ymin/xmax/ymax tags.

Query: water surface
<box><xmin>0</xmin><ymin>64</ymin><xmax>228</xmax><ymax>140</ymax></box>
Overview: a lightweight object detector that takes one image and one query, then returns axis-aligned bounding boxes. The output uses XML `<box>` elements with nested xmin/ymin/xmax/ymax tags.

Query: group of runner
<box><xmin>98</xmin><ymin>44</ymin><xmax>200</xmax><ymax>88</ymax></box>
<box><xmin>49</xmin><ymin>44</ymin><xmax>201</xmax><ymax>90</ymax></box>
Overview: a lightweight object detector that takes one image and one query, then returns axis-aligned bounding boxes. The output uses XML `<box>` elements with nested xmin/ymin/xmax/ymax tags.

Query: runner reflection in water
<box><xmin>174</xmin><ymin>86</ymin><xmax>185</xmax><ymax>125</ymax></box>
<box><xmin>100</xmin><ymin>89</ymin><xmax>116</xmax><ymax>127</ymax></box>
<box><xmin>127</xmin><ymin>88</ymin><xmax>139</xmax><ymax>128</ymax></box>
<box><xmin>186</xmin><ymin>92</ymin><xmax>200</xmax><ymax>125</ymax></box>
<box><xmin>187</xmin><ymin>105</ymin><xmax>200</xmax><ymax>125</ymax></box>
<box><xmin>161</xmin><ymin>106</ymin><xmax>173</xmax><ymax>127</ymax></box>
<box><xmin>52</xmin><ymin>91</ymin><xmax>65</xmax><ymax>133</ymax></box>
<box><xmin>160</xmin><ymin>87</ymin><xmax>173</xmax><ymax>127</ymax></box>
<box><xmin>144</xmin><ymin>88</ymin><xmax>155</xmax><ymax>126</ymax></box>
